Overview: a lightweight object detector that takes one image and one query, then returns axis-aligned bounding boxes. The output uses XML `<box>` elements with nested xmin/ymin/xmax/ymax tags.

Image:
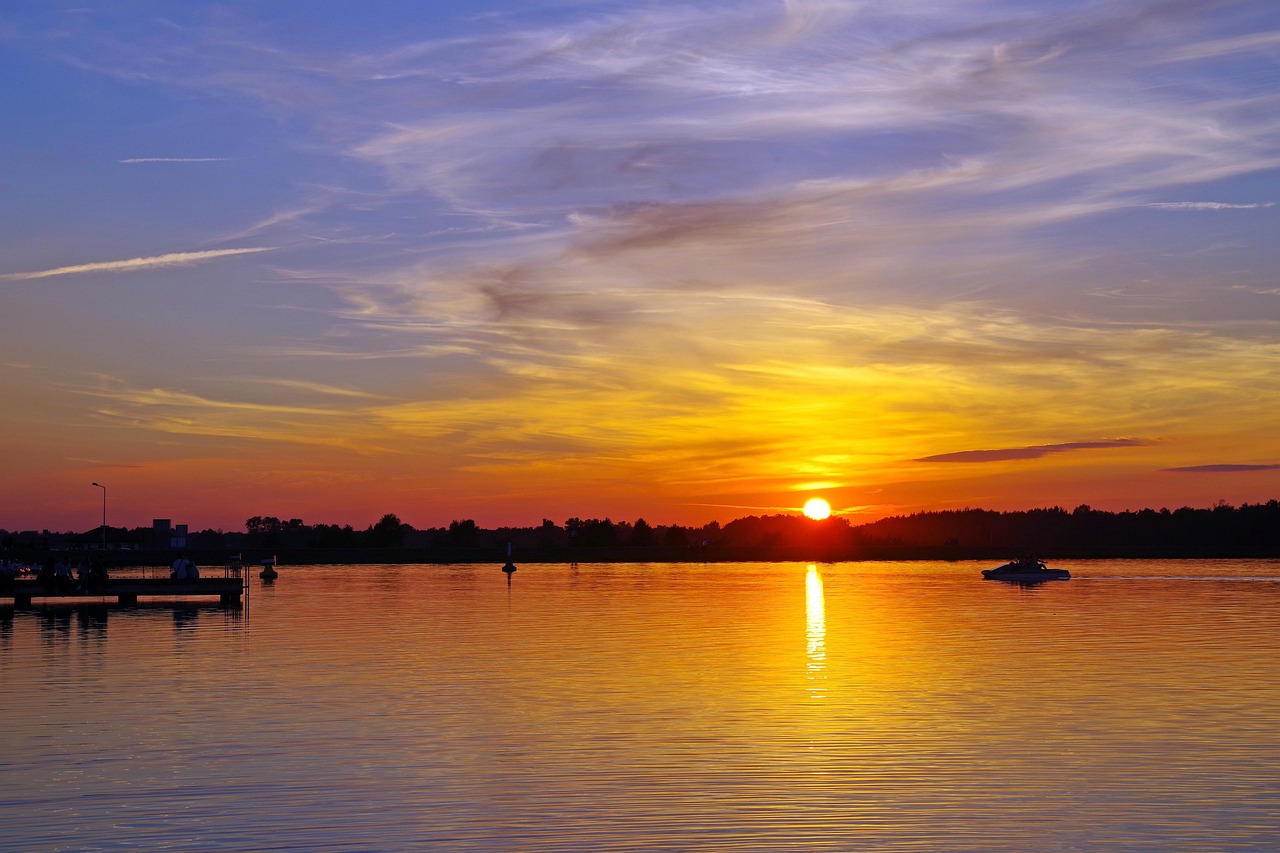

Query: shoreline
<box><xmin>6</xmin><ymin>544</ymin><xmax>1277</xmax><ymax>569</ymax></box>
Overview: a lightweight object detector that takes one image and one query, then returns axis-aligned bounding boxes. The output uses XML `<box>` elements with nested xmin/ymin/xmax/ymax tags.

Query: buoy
<box><xmin>259</xmin><ymin>556</ymin><xmax>278</xmax><ymax>581</ymax></box>
<box><xmin>501</xmin><ymin>542</ymin><xmax>516</xmax><ymax>577</ymax></box>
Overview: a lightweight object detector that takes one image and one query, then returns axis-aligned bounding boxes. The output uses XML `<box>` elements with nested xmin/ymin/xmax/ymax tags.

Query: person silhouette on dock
<box><xmin>54</xmin><ymin>557</ymin><xmax>75</xmax><ymax>593</ymax></box>
<box><xmin>86</xmin><ymin>559</ymin><xmax>109</xmax><ymax>594</ymax></box>
<box><xmin>171</xmin><ymin>553</ymin><xmax>197</xmax><ymax>580</ymax></box>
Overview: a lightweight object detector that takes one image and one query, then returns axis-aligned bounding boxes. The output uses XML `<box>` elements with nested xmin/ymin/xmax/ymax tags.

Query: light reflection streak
<box><xmin>805</xmin><ymin>564</ymin><xmax>826</xmax><ymax>699</ymax></box>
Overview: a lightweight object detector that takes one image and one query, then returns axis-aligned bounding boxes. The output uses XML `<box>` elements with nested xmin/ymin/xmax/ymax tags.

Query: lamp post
<box><xmin>91</xmin><ymin>482</ymin><xmax>106</xmax><ymax>549</ymax></box>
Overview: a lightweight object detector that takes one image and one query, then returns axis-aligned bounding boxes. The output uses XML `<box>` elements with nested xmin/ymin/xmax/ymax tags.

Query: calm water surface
<box><xmin>3</xmin><ymin>559</ymin><xmax>1280</xmax><ymax>851</ymax></box>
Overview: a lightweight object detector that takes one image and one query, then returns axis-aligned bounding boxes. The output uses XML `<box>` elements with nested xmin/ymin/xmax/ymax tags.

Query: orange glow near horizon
<box><xmin>6</xmin><ymin>369</ymin><xmax>1280</xmax><ymax>533</ymax></box>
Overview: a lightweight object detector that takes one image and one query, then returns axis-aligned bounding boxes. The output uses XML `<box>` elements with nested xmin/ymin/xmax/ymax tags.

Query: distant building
<box><xmin>151</xmin><ymin>519</ymin><xmax>187</xmax><ymax>549</ymax></box>
<box><xmin>150</xmin><ymin>519</ymin><xmax>170</xmax><ymax>550</ymax></box>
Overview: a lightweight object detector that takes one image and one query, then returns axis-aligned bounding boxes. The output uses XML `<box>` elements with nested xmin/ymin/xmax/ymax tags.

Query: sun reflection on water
<box><xmin>805</xmin><ymin>564</ymin><xmax>826</xmax><ymax>698</ymax></box>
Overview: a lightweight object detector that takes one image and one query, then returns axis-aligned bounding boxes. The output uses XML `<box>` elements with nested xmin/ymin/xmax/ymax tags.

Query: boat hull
<box><xmin>982</xmin><ymin>567</ymin><xmax>1070</xmax><ymax>582</ymax></box>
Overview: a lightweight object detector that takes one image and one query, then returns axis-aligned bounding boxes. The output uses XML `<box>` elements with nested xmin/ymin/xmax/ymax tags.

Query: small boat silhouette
<box><xmin>982</xmin><ymin>557</ymin><xmax>1069</xmax><ymax>583</ymax></box>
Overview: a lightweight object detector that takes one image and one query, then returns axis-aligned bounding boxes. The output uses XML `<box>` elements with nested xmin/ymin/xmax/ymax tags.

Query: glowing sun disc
<box><xmin>803</xmin><ymin>498</ymin><xmax>831</xmax><ymax>520</ymax></box>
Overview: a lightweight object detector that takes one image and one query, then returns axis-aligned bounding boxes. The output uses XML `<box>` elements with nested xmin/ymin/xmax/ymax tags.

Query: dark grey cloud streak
<box><xmin>1164</xmin><ymin>464</ymin><xmax>1280</xmax><ymax>473</ymax></box>
<box><xmin>917</xmin><ymin>438</ymin><xmax>1153</xmax><ymax>463</ymax></box>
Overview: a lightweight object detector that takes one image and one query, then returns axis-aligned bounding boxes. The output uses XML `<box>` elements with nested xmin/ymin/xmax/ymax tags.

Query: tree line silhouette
<box><xmin>4</xmin><ymin>500</ymin><xmax>1277</xmax><ymax>562</ymax></box>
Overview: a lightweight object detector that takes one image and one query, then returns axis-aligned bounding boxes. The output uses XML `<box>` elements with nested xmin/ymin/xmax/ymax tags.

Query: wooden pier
<box><xmin>4</xmin><ymin>577</ymin><xmax>246</xmax><ymax>608</ymax></box>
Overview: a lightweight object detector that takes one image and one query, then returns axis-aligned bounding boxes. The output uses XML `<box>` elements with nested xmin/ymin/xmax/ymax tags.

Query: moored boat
<box><xmin>982</xmin><ymin>557</ymin><xmax>1070</xmax><ymax>582</ymax></box>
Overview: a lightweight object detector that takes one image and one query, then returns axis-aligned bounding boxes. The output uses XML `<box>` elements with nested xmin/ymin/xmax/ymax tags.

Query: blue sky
<box><xmin>2</xmin><ymin>0</ymin><xmax>1278</xmax><ymax>531</ymax></box>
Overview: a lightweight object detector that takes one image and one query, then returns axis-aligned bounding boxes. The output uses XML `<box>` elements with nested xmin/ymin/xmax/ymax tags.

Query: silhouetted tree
<box><xmin>310</xmin><ymin>523</ymin><xmax>358</xmax><ymax>548</ymax></box>
<box><xmin>564</xmin><ymin>517</ymin><xmax>583</xmax><ymax>546</ymax></box>
<box><xmin>368</xmin><ymin>513</ymin><xmax>408</xmax><ymax>548</ymax></box>
<box><xmin>661</xmin><ymin>525</ymin><xmax>689</xmax><ymax>548</ymax></box>
<box><xmin>246</xmin><ymin>516</ymin><xmax>284</xmax><ymax>535</ymax></box>
<box><xmin>578</xmin><ymin>518</ymin><xmax>618</xmax><ymax>547</ymax></box>
<box><xmin>630</xmin><ymin>518</ymin><xmax>655</xmax><ymax>546</ymax></box>
<box><xmin>446</xmin><ymin>519</ymin><xmax>480</xmax><ymax>548</ymax></box>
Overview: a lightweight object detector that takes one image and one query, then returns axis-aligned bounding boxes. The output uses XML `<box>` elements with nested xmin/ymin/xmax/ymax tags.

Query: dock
<box><xmin>4</xmin><ymin>577</ymin><xmax>246</xmax><ymax>608</ymax></box>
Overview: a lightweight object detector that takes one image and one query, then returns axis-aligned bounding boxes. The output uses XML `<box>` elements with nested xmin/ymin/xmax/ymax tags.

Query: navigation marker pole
<box><xmin>502</xmin><ymin>542</ymin><xmax>517</xmax><ymax>584</ymax></box>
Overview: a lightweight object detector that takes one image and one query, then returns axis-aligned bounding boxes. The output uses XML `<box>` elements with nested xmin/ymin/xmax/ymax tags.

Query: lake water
<box><xmin>3</xmin><ymin>559</ymin><xmax>1280</xmax><ymax>851</ymax></box>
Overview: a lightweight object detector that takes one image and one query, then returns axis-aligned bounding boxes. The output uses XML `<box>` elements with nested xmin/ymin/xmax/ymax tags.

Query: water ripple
<box><xmin>3</xmin><ymin>560</ymin><xmax>1280</xmax><ymax>851</ymax></box>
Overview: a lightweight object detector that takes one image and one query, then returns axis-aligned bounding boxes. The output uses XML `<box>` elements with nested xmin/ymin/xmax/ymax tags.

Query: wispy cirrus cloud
<box><xmin>312</xmin><ymin>0</ymin><xmax>1280</xmax><ymax>323</ymax></box>
<box><xmin>1164</xmin><ymin>463</ymin><xmax>1280</xmax><ymax>473</ymax></box>
<box><xmin>119</xmin><ymin>157</ymin><xmax>232</xmax><ymax>164</ymax></box>
<box><xmin>0</xmin><ymin>247</ymin><xmax>274</xmax><ymax>281</ymax></box>
<box><xmin>245</xmin><ymin>378</ymin><xmax>388</xmax><ymax>400</ymax></box>
<box><xmin>1160</xmin><ymin>29</ymin><xmax>1280</xmax><ymax>63</ymax></box>
<box><xmin>1143</xmin><ymin>201</ymin><xmax>1276</xmax><ymax>211</ymax></box>
<box><xmin>72</xmin><ymin>381</ymin><xmax>376</xmax><ymax>450</ymax></box>
<box><xmin>917</xmin><ymin>439</ymin><xmax>1154</xmax><ymax>464</ymax></box>
<box><xmin>33</xmin><ymin>0</ymin><xmax>1280</xmax><ymax>265</ymax></box>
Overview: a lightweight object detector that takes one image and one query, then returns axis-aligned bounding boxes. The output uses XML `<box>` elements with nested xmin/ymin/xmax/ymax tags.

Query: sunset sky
<box><xmin>3</xmin><ymin>0</ymin><xmax>1279</xmax><ymax>533</ymax></box>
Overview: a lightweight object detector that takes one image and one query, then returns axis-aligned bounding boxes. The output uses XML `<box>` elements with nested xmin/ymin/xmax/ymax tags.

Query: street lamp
<box><xmin>91</xmin><ymin>482</ymin><xmax>106</xmax><ymax>549</ymax></box>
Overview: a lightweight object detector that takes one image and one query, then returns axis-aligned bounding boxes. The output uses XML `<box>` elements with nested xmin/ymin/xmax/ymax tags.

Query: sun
<box><xmin>803</xmin><ymin>498</ymin><xmax>831</xmax><ymax>520</ymax></box>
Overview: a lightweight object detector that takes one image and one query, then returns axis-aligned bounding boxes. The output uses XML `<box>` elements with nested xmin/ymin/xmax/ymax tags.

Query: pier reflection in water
<box><xmin>3</xmin><ymin>559</ymin><xmax>1280</xmax><ymax>852</ymax></box>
